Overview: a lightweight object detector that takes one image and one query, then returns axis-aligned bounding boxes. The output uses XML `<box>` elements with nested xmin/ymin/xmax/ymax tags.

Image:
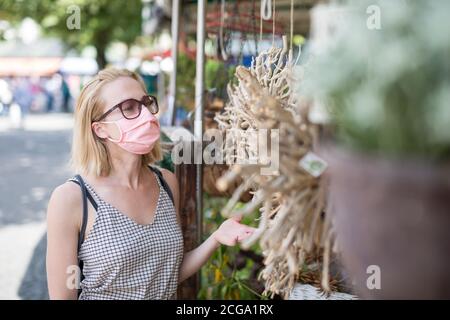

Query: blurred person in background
<box><xmin>0</xmin><ymin>78</ymin><xmax>13</xmax><ymax>116</ymax></box>
<box><xmin>9</xmin><ymin>77</ymin><xmax>33</xmax><ymax>128</ymax></box>
<box><xmin>60</xmin><ymin>73</ymin><xmax>71</xmax><ymax>113</ymax></box>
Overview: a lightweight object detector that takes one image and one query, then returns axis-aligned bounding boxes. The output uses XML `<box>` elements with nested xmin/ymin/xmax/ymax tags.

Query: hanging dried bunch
<box><xmin>215</xmin><ymin>36</ymin><xmax>299</xmax><ymax>165</ymax></box>
<box><xmin>214</xmin><ymin>37</ymin><xmax>333</xmax><ymax>298</ymax></box>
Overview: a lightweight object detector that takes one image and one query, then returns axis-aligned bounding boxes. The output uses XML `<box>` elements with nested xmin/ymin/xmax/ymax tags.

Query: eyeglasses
<box><xmin>94</xmin><ymin>95</ymin><xmax>159</xmax><ymax>122</ymax></box>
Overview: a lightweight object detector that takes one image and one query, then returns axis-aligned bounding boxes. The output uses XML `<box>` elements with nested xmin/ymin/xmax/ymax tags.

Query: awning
<box><xmin>59</xmin><ymin>57</ymin><xmax>98</xmax><ymax>75</ymax></box>
<box><xmin>0</xmin><ymin>57</ymin><xmax>62</xmax><ymax>77</ymax></box>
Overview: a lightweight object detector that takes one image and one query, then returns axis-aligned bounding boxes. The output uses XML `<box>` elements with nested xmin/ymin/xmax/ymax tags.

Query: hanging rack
<box><xmin>206</xmin><ymin>2</ymin><xmax>284</xmax><ymax>35</ymax></box>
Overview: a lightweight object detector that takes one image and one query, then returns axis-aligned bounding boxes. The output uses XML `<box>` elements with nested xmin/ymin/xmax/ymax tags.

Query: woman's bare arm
<box><xmin>161</xmin><ymin>169</ymin><xmax>255</xmax><ymax>284</ymax></box>
<box><xmin>46</xmin><ymin>182</ymin><xmax>81</xmax><ymax>300</ymax></box>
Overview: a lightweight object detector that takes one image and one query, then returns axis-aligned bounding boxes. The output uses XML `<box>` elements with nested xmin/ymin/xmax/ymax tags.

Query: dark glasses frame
<box><xmin>93</xmin><ymin>94</ymin><xmax>159</xmax><ymax>122</ymax></box>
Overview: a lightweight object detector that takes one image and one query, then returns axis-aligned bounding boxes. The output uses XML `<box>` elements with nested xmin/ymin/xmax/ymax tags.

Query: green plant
<box><xmin>303</xmin><ymin>0</ymin><xmax>450</xmax><ymax>161</ymax></box>
<box><xmin>198</xmin><ymin>195</ymin><xmax>267</xmax><ymax>300</ymax></box>
<box><xmin>176</xmin><ymin>55</ymin><xmax>236</xmax><ymax>110</ymax></box>
<box><xmin>205</xmin><ymin>60</ymin><xmax>236</xmax><ymax>100</ymax></box>
<box><xmin>157</xmin><ymin>131</ymin><xmax>175</xmax><ymax>173</ymax></box>
<box><xmin>175</xmin><ymin>53</ymin><xmax>197</xmax><ymax>110</ymax></box>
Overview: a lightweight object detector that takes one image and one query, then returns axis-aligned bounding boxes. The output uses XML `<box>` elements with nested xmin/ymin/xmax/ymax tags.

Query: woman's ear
<box><xmin>91</xmin><ymin>122</ymin><xmax>109</xmax><ymax>139</ymax></box>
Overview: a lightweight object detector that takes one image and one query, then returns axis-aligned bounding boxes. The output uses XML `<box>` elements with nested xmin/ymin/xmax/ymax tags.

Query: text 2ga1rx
<box><xmin>176</xmin><ymin>304</ymin><xmax>274</xmax><ymax>317</ymax></box>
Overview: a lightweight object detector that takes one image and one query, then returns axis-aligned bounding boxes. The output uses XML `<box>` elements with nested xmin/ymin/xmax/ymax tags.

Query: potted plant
<box><xmin>302</xmin><ymin>0</ymin><xmax>450</xmax><ymax>299</ymax></box>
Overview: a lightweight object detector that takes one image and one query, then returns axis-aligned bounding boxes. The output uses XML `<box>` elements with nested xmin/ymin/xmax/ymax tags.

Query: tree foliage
<box><xmin>0</xmin><ymin>0</ymin><xmax>143</xmax><ymax>68</ymax></box>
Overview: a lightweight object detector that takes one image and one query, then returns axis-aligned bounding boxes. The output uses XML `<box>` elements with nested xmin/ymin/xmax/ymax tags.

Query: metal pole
<box><xmin>157</xmin><ymin>71</ymin><xmax>165</xmax><ymax>109</ymax></box>
<box><xmin>194</xmin><ymin>0</ymin><xmax>205</xmax><ymax>256</ymax></box>
<box><xmin>169</xmin><ymin>0</ymin><xmax>180</xmax><ymax>125</ymax></box>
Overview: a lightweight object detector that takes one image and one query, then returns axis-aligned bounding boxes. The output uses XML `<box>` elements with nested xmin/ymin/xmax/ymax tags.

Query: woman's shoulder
<box><xmin>159</xmin><ymin>167</ymin><xmax>176</xmax><ymax>180</ymax></box>
<box><xmin>153</xmin><ymin>166</ymin><xmax>177</xmax><ymax>188</ymax></box>
<box><xmin>150</xmin><ymin>165</ymin><xmax>176</xmax><ymax>182</ymax></box>
<box><xmin>51</xmin><ymin>179</ymin><xmax>83</xmax><ymax>203</ymax></box>
<box><xmin>47</xmin><ymin>179</ymin><xmax>83</xmax><ymax>227</ymax></box>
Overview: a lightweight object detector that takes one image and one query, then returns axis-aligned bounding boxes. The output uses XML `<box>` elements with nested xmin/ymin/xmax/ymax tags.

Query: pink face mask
<box><xmin>99</xmin><ymin>107</ymin><xmax>160</xmax><ymax>154</ymax></box>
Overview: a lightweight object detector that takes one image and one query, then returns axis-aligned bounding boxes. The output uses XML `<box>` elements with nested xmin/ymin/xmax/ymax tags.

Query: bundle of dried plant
<box><xmin>214</xmin><ymin>37</ymin><xmax>334</xmax><ymax>298</ymax></box>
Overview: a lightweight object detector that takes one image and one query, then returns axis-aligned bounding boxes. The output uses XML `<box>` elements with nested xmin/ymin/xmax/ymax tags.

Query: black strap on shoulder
<box><xmin>71</xmin><ymin>175</ymin><xmax>91</xmax><ymax>254</ymax></box>
<box><xmin>70</xmin><ymin>174</ymin><xmax>96</xmax><ymax>297</ymax></box>
<box><xmin>69</xmin><ymin>175</ymin><xmax>98</xmax><ymax>283</ymax></box>
<box><xmin>69</xmin><ymin>178</ymin><xmax>98</xmax><ymax>212</ymax></box>
<box><xmin>148</xmin><ymin>166</ymin><xmax>174</xmax><ymax>204</ymax></box>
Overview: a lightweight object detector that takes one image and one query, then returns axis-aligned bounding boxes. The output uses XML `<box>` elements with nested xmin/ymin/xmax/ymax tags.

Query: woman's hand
<box><xmin>178</xmin><ymin>215</ymin><xmax>256</xmax><ymax>283</ymax></box>
<box><xmin>212</xmin><ymin>215</ymin><xmax>256</xmax><ymax>246</ymax></box>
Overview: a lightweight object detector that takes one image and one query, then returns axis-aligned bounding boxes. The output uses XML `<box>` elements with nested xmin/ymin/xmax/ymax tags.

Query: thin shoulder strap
<box><xmin>149</xmin><ymin>166</ymin><xmax>174</xmax><ymax>204</ymax></box>
<box><xmin>69</xmin><ymin>178</ymin><xmax>98</xmax><ymax>212</ymax></box>
<box><xmin>70</xmin><ymin>175</ymin><xmax>98</xmax><ymax>298</ymax></box>
<box><xmin>72</xmin><ymin>175</ymin><xmax>90</xmax><ymax>253</ymax></box>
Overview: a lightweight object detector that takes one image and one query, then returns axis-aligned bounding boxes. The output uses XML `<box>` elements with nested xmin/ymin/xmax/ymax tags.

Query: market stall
<box><xmin>167</xmin><ymin>0</ymin><xmax>330</xmax><ymax>299</ymax></box>
<box><xmin>167</xmin><ymin>0</ymin><xmax>450</xmax><ymax>300</ymax></box>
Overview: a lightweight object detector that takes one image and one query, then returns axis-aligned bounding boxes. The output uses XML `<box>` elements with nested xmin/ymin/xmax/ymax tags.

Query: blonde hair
<box><xmin>71</xmin><ymin>68</ymin><xmax>162</xmax><ymax>176</ymax></box>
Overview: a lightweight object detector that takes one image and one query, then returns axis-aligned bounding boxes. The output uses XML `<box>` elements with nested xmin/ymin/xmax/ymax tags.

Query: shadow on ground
<box><xmin>18</xmin><ymin>233</ymin><xmax>48</xmax><ymax>299</ymax></box>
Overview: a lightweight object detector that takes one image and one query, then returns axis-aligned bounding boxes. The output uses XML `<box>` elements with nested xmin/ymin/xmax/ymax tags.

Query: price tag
<box><xmin>299</xmin><ymin>152</ymin><xmax>328</xmax><ymax>177</ymax></box>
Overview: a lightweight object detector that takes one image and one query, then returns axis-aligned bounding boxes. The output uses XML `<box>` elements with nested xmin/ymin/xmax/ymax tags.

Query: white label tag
<box><xmin>299</xmin><ymin>152</ymin><xmax>328</xmax><ymax>177</ymax></box>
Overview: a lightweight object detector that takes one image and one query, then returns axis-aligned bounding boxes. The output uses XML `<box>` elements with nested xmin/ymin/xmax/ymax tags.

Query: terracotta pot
<box><xmin>325</xmin><ymin>147</ymin><xmax>450</xmax><ymax>299</ymax></box>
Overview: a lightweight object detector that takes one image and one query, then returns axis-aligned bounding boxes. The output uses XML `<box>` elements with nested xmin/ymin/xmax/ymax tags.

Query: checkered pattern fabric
<box><xmin>69</xmin><ymin>168</ymin><xmax>184</xmax><ymax>300</ymax></box>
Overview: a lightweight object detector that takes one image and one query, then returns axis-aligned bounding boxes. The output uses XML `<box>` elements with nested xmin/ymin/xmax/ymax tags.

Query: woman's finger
<box><xmin>237</xmin><ymin>230</ymin><xmax>253</xmax><ymax>241</ymax></box>
<box><xmin>245</xmin><ymin>226</ymin><xmax>257</xmax><ymax>233</ymax></box>
<box><xmin>231</xmin><ymin>214</ymin><xmax>243</xmax><ymax>222</ymax></box>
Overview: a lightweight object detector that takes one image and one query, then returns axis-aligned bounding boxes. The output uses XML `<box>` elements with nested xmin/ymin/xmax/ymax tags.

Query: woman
<box><xmin>46</xmin><ymin>68</ymin><xmax>255</xmax><ymax>300</ymax></box>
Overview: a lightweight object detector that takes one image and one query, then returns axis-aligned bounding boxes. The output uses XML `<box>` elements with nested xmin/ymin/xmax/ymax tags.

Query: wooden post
<box><xmin>162</xmin><ymin>121</ymin><xmax>200</xmax><ymax>300</ymax></box>
<box><xmin>175</xmin><ymin>162</ymin><xmax>199</xmax><ymax>299</ymax></box>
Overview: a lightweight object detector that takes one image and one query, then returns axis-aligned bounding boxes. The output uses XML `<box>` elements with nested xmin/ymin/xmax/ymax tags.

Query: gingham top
<box><xmin>69</xmin><ymin>169</ymin><xmax>184</xmax><ymax>300</ymax></box>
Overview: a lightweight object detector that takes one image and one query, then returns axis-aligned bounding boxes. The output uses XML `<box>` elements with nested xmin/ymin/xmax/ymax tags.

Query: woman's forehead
<box><xmin>100</xmin><ymin>76</ymin><xmax>145</xmax><ymax>108</ymax></box>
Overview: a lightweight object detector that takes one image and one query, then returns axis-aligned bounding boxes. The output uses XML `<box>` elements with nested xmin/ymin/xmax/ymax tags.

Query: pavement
<box><xmin>0</xmin><ymin>113</ymin><xmax>74</xmax><ymax>299</ymax></box>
